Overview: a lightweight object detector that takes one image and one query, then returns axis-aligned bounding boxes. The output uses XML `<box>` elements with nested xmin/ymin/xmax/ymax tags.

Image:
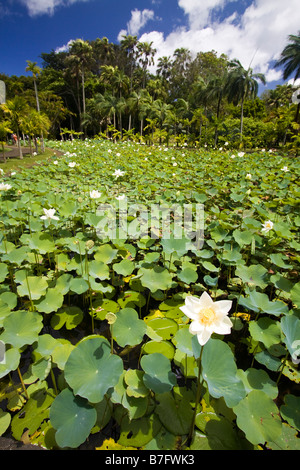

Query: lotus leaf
<box><xmin>201</xmin><ymin>339</ymin><xmax>246</xmax><ymax>407</ymax></box>
<box><xmin>0</xmin><ymin>347</ymin><xmax>20</xmax><ymax>379</ymax></box>
<box><xmin>138</xmin><ymin>265</ymin><xmax>174</xmax><ymax>292</ymax></box>
<box><xmin>249</xmin><ymin>317</ymin><xmax>281</xmax><ymax>348</ymax></box>
<box><xmin>233</xmin><ymin>390</ymin><xmax>282</xmax><ymax>445</ymax></box>
<box><xmin>17</xmin><ymin>276</ymin><xmax>48</xmax><ymax>300</ymax></box>
<box><xmin>141</xmin><ymin>353</ymin><xmax>176</xmax><ymax>393</ymax></box>
<box><xmin>235</xmin><ymin>264</ymin><xmax>268</xmax><ymax>289</ymax></box>
<box><xmin>0</xmin><ymin>409</ymin><xmax>11</xmax><ymax>436</ymax></box>
<box><xmin>156</xmin><ymin>391</ymin><xmax>193</xmax><ymax>435</ymax></box>
<box><xmin>50</xmin><ymin>306</ymin><xmax>84</xmax><ymax>330</ymax></box>
<box><xmin>281</xmin><ymin>314</ymin><xmax>300</xmax><ymax>360</ymax></box>
<box><xmin>1</xmin><ymin>311</ymin><xmax>43</xmax><ymax>349</ymax></box>
<box><xmin>280</xmin><ymin>395</ymin><xmax>300</xmax><ymax>431</ymax></box>
<box><xmin>50</xmin><ymin>388</ymin><xmax>97</xmax><ymax>448</ymax></box>
<box><xmin>64</xmin><ymin>336</ymin><xmax>123</xmax><ymax>403</ymax></box>
<box><xmin>113</xmin><ymin>308</ymin><xmax>147</xmax><ymax>347</ymax></box>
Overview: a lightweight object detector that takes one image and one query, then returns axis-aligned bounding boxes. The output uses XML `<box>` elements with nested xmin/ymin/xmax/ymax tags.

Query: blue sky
<box><xmin>1</xmin><ymin>0</ymin><xmax>300</xmax><ymax>91</ymax></box>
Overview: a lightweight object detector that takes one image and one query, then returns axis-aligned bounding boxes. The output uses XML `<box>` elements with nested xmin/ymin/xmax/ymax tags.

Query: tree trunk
<box><xmin>240</xmin><ymin>96</ymin><xmax>245</xmax><ymax>142</ymax></box>
<box><xmin>16</xmin><ymin>130</ymin><xmax>23</xmax><ymax>159</ymax></box>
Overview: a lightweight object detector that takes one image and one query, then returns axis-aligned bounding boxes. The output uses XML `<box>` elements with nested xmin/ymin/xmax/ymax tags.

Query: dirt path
<box><xmin>1</xmin><ymin>146</ymin><xmax>34</xmax><ymax>160</ymax></box>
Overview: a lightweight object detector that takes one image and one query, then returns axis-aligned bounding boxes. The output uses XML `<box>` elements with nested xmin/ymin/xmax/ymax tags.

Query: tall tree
<box><xmin>68</xmin><ymin>39</ymin><xmax>93</xmax><ymax>133</ymax></box>
<box><xmin>275</xmin><ymin>32</ymin><xmax>300</xmax><ymax>122</ymax></box>
<box><xmin>1</xmin><ymin>96</ymin><xmax>28</xmax><ymax>159</ymax></box>
<box><xmin>137</xmin><ymin>41</ymin><xmax>156</xmax><ymax>88</ymax></box>
<box><xmin>225</xmin><ymin>59</ymin><xmax>266</xmax><ymax>141</ymax></box>
<box><xmin>26</xmin><ymin>60</ymin><xmax>45</xmax><ymax>151</ymax></box>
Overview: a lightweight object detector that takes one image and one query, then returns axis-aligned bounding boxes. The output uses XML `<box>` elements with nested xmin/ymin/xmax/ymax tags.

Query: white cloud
<box><xmin>19</xmin><ymin>0</ymin><xmax>92</xmax><ymax>16</ymax></box>
<box><xmin>118</xmin><ymin>8</ymin><xmax>155</xmax><ymax>41</ymax></box>
<box><xmin>138</xmin><ymin>0</ymin><xmax>300</xmax><ymax>85</ymax></box>
<box><xmin>55</xmin><ymin>39</ymin><xmax>75</xmax><ymax>53</ymax></box>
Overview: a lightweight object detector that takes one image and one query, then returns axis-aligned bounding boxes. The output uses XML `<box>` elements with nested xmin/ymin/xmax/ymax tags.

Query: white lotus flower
<box><xmin>113</xmin><ymin>169</ymin><xmax>125</xmax><ymax>178</ymax></box>
<box><xmin>246</xmin><ymin>173</ymin><xmax>252</xmax><ymax>180</ymax></box>
<box><xmin>261</xmin><ymin>220</ymin><xmax>273</xmax><ymax>233</ymax></box>
<box><xmin>238</xmin><ymin>152</ymin><xmax>245</xmax><ymax>157</ymax></box>
<box><xmin>115</xmin><ymin>194</ymin><xmax>126</xmax><ymax>200</ymax></box>
<box><xmin>53</xmin><ymin>160</ymin><xmax>58</xmax><ymax>165</ymax></box>
<box><xmin>68</xmin><ymin>162</ymin><xmax>76</xmax><ymax>168</ymax></box>
<box><xmin>180</xmin><ymin>292</ymin><xmax>233</xmax><ymax>346</ymax></box>
<box><xmin>0</xmin><ymin>183</ymin><xmax>12</xmax><ymax>191</ymax></box>
<box><xmin>40</xmin><ymin>208</ymin><xmax>59</xmax><ymax>221</ymax></box>
<box><xmin>281</xmin><ymin>166</ymin><xmax>289</xmax><ymax>172</ymax></box>
<box><xmin>90</xmin><ymin>190</ymin><xmax>102</xmax><ymax>199</ymax></box>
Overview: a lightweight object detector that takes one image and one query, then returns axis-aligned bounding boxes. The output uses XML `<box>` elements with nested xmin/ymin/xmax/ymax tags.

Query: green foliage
<box><xmin>0</xmin><ymin>139</ymin><xmax>299</xmax><ymax>450</ymax></box>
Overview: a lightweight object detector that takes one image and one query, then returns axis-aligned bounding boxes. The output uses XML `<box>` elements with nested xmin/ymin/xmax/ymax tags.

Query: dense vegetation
<box><xmin>0</xmin><ymin>139</ymin><xmax>299</xmax><ymax>450</ymax></box>
<box><xmin>0</xmin><ymin>33</ymin><xmax>300</xmax><ymax>153</ymax></box>
<box><xmin>0</xmin><ymin>32</ymin><xmax>299</xmax><ymax>451</ymax></box>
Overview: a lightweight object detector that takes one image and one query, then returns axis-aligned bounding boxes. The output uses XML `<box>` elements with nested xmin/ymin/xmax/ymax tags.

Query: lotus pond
<box><xmin>0</xmin><ymin>139</ymin><xmax>299</xmax><ymax>450</ymax></box>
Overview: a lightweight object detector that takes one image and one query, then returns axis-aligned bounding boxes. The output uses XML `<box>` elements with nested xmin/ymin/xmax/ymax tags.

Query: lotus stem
<box><xmin>188</xmin><ymin>345</ymin><xmax>204</xmax><ymax>444</ymax></box>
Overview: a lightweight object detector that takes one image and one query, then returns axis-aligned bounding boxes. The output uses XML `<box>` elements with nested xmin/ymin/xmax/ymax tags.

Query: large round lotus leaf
<box><xmin>161</xmin><ymin>237</ymin><xmax>190</xmax><ymax>256</ymax></box>
<box><xmin>138</xmin><ymin>266</ymin><xmax>174</xmax><ymax>292</ymax></box>
<box><xmin>0</xmin><ymin>409</ymin><xmax>11</xmax><ymax>436</ymax></box>
<box><xmin>0</xmin><ymin>263</ymin><xmax>8</xmax><ymax>283</ymax></box>
<box><xmin>88</xmin><ymin>260</ymin><xmax>110</xmax><ymax>280</ymax></box>
<box><xmin>94</xmin><ymin>244</ymin><xmax>118</xmax><ymax>264</ymax></box>
<box><xmin>69</xmin><ymin>276</ymin><xmax>89</xmax><ymax>294</ymax></box>
<box><xmin>233</xmin><ymin>390</ymin><xmax>282</xmax><ymax>445</ymax></box>
<box><xmin>235</xmin><ymin>264</ymin><xmax>268</xmax><ymax>289</ymax></box>
<box><xmin>290</xmin><ymin>282</ymin><xmax>300</xmax><ymax>308</ymax></box>
<box><xmin>117</xmin><ymin>413</ymin><xmax>162</xmax><ymax>448</ymax></box>
<box><xmin>17</xmin><ymin>276</ymin><xmax>48</xmax><ymax>300</ymax></box>
<box><xmin>249</xmin><ymin>317</ymin><xmax>281</xmax><ymax>348</ymax></box>
<box><xmin>34</xmin><ymin>287</ymin><xmax>64</xmax><ymax>314</ymax></box>
<box><xmin>124</xmin><ymin>369</ymin><xmax>149</xmax><ymax>398</ymax></box>
<box><xmin>141</xmin><ymin>353</ymin><xmax>176</xmax><ymax>393</ymax></box>
<box><xmin>2</xmin><ymin>246</ymin><xmax>30</xmax><ymax>266</ymax></box>
<box><xmin>239</xmin><ymin>290</ymin><xmax>288</xmax><ymax>315</ymax></box>
<box><xmin>146</xmin><ymin>317</ymin><xmax>178</xmax><ymax>340</ymax></box>
<box><xmin>281</xmin><ymin>314</ymin><xmax>300</xmax><ymax>360</ymax></box>
<box><xmin>0</xmin><ymin>347</ymin><xmax>20</xmax><ymax>378</ymax></box>
<box><xmin>113</xmin><ymin>259</ymin><xmax>135</xmax><ymax>276</ymax></box>
<box><xmin>177</xmin><ymin>267</ymin><xmax>198</xmax><ymax>284</ymax></box>
<box><xmin>201</xmin><ymin>339</ymin><xmax>246</xmax><ymax>408</ymax></box>
<box><xmin>237</xmin><ymin>368</ymin><xmax>278</xmax><ymax>399</ymax></box>
<box><xmin>50</xmin><ymin>388</ymin><xmax>97</xmax><ymax>448</ymax></box>
<box><xmin>156</xmin><ymin>391</ymin><xmax>193</xmax><ymax>435</ymax></box>
<box><xmin>280</xmin><ymin>394</ymin><xmax>300</xmax><ymax>431</ymax></box>
<box><xmin>51</xmin><ymin>306</ymin><xmax>84</xmax><ymax>330</ymax></box>
<box><xmin>142</xmin><ymin>340</ymin><xmax>175</xmax><ymax>360</ymax></box>
<box><xmin>26</xmin><ymin>232</ymin><xmax>55</xmax><ymax>254</ymax></box>
<box><xmin>113</xmin><ymin>308</ymin><xmax>147</xmax><ymax>347</ymax></box>
<box><xmin>1</xmin><ymin>311</ymin><xmax>43</xmax><ymax>349</ymax></box>
<box><xmin>64</xmin><ymin>336</ymin><xmax>123</xmax><ymax>403</ymax></box>
<box><xmin>172</xmin><ymin>327</ymin><xmax>194</xmax><ymax>356</ymax></box>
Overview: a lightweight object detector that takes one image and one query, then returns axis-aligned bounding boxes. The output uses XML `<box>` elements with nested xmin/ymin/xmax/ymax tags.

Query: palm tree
<box><xmin>26</xmin><ymin>60</ymin><xmax>45</xmax><ymax>151</ymax></box>
<box><xmin>225</xmin><ymin>59</ymin><xmax>266</xmax><ymax>141</ymax></box>
<box><xmin>128</xmin><ymin>89</ymin><xmax>151</xmax><ymax>136</ymax></box>
<box><xmin>21</xmin><ymin>109</ymin><xmax>50</xmax><ymax>154</ymax></box>
<box><xmin>137</xmin><ymin>41</ymin><xmax>156</xmax><ymax>88</ymax></box>
<box><xmin>275</xmin><ymin>32</ymin><xmax>300</xmax><ymax>122</ymax></box>
<box><xmin>1</xmin><ymin>96</ymin><xmax>28</xmax><ymax>159</ymax></box>
<box><xmin>205</xmin><ymin>71</ymin><xmax>228</xmax><ymax>146</ymax></box>
<box><xmin>0</xmin><ymin>120</ymin><xmax>12</xmax><ymax>163</ymax></box>
<box><xmin>68</xmin><ymin>39</ymin><xmax>93</xmax><ymax>133</ymax></box>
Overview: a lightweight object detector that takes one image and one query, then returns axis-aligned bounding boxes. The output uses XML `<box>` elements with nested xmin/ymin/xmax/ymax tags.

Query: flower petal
<box><xmin>198</xmin><ymin>291</ymin><xmax>214</xmax><ymax>308</ymax></box>
<box><xmin>213</xmin><ymin>300</ymin><xmax>232</xmax><ymax>316</ymax></box>
<box><xmin>196</xmin><ymin>328</ymin><xmax>212</xmax><ymax>346</ymax></box>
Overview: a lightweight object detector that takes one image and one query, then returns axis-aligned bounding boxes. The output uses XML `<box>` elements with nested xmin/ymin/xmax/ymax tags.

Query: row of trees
<box><xmin>1</xmin><ymin>32</ymin><xmax>300</xmax><ymax>154</ymax></box>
